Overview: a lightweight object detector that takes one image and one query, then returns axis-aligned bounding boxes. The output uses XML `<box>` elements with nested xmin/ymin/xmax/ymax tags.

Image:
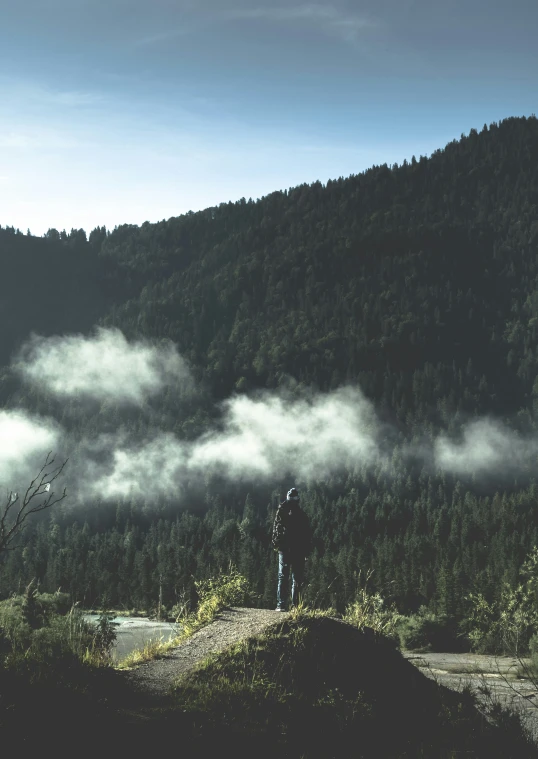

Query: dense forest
<box><xmin>2</xmin><ymin>115</ymin><xmax>538</xmax><ymax>621</ymax></box>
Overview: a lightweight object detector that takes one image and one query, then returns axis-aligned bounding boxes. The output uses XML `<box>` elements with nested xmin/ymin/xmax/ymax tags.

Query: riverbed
<box><xmin>404</xmin><ymin>651</ymin><xmax>538</xmax><ymax>741</ymax></box>
<box><xmin>84</xmin><ymin>615</ymin><xmax>178</xmax><ymax>662</ymax></box>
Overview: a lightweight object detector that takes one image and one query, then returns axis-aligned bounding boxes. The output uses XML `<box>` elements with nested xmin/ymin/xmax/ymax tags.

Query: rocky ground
<box><xmin>404</xmin><ymin>651</ymin><xmax>538</xmax><ymax>741</ymax></box>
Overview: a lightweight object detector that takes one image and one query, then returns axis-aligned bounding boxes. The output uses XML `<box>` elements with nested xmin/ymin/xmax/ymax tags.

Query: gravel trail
<box><xmin>118</xmin><ymin>607</ymin><xmax>289</xmax><ymax>707</ymax></box>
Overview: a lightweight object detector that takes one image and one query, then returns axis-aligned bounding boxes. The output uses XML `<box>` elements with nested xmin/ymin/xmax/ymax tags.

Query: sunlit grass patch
<box><xmin>342</xmin><ymin>571</ymin><xmax>403</xmax><ymax>644</ymax></box>
<box><xmin>116</xmin><ymin>634</ymin><xmax>180</xmax><ymax>669</ymax></box>
<box><xmin>287</xmin><ymin>599</ymin><xmax>337</xmax><ymax>621</ymax></box>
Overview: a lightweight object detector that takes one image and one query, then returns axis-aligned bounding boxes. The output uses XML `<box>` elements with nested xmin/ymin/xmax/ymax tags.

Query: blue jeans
<box><xmin>277</xmin><ymin>551</ymin><xmax>305</xmax><ymax>610</ymax></box>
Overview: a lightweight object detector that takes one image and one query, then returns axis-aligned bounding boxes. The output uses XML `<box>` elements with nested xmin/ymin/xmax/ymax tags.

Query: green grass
<box><xmin>116</xmin><ymin>634</ymin><xmax>180</xmax><ymax>669</ymax></box>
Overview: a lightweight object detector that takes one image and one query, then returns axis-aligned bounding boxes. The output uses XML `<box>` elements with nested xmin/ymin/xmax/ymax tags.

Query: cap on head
<box><xmin>286</xmin><ymin>487</ymin><xmax>299</xmax><ymax>501</ymax></box>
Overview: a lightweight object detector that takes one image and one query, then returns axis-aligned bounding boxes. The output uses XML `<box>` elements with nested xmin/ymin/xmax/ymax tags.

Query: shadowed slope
<box><xmin>120</xmin><ymin>612</ymin><xmax>538</xmax><ymax>758</ymax></box>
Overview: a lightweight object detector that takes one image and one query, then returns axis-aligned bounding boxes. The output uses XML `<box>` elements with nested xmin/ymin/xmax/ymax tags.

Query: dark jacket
<box><xmin>272</xmin><ymin>500</ymin><xmax>311</xmax><ymax>556</ymax></box>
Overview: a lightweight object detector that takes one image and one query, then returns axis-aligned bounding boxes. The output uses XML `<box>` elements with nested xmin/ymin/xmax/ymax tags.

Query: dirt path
<box><xmin>118</xmin><ymin>607</ymin><xmax>289</xmax><ymax>708</ymax></box>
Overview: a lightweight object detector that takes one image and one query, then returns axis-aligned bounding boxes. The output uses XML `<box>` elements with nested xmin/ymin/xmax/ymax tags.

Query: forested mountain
<box><xmin>2</xmin><ymin>115</ymin><xmax>538</xmax><ymax>618</ymax></box>
<box><xmin>0</xmin><ymin>227</ymin><xmax>107</xmax><ymax>366</ymax></box>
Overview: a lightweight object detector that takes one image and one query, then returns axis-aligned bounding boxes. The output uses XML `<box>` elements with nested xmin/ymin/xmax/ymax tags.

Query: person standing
<box><xmin>272</xmin><ymin>487</ymin><xmax>311</xmax><ymax>611</ymax></box>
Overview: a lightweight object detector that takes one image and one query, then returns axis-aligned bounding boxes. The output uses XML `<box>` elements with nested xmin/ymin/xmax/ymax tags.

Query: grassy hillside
<box><xmin>164</xmin><ymin>612</ymin><xmax>538</xmax><ymax>758</ymax></box>
<box><xmin>5</xmin><ymin>609</ymin><xmax>536</xmax><ymax>757</ymax></box>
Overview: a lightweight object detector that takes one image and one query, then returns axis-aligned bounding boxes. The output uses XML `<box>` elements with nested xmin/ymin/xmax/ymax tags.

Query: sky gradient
<box><xmin>1</xmin><ymin>0</ymin><xmax>536</xmax><ymax>236</ymax></box>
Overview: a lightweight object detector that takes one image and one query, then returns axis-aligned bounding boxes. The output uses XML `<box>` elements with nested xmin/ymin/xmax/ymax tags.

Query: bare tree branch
<box><xmin>0</xmin><ymin>452</ymin><xmax>68</xmax><ymax>555</ymax></box>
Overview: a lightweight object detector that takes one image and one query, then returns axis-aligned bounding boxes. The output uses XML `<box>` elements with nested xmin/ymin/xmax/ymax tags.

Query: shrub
<box><xmin>36</xmin><ymin>591</ymin><xmax>72</xmax><ymax>616</ymax></box>
<box><xmin>91</xmin><ymin>613</ymin><xmax>118</xmax><ymax>660</ymax></box>
<box><xmin>397</xmin><ymin>608</ymin><xmax>467</xmax><ymax>652</ymax></box>
<box><xmin>0</xmin><ymin>597</ymin><xmax>33</xmax><ymax>652</ymax></box>
<box><xmin>0</xmin><ymin>594</ymin><xmax>114</xmax><ymax>678</ymax></box>
<box><xmin>464</xmin><ymin>548</ymin><xmax>538</xmax><ymax>656</ymax></box>
<box><xmin>343</xmin><ymin>586</ymin><xmax>403</xmax><ymax>644</ymax></box>
<box><xmin>0</xmin><ymin>588</ymin><xmax>72</xmax><ymax>633</ymax></box>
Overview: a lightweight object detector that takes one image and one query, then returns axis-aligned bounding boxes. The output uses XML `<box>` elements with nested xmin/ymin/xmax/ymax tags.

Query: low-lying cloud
<box><xmin>81</xmin><ymin>432</ymin><xmax>188</xmax><ymax>501</ymax></box>
<box><xmin>4</xmin><ymin>399</ymin><xmax>538</xmax><ymax>503</ymax></box>
<box><xmin>190</xmin><ymin>387</ymin><xmax>381</xmax><ymax>480</ymax></box>
<box><xmin>75</xmin><ymin>387</ymin><xmax>381</xmax><ymax>500</ymax></box>
<box><xmin>434</xmin><ymin>419</ymin><xmax>538</xmax><ymax>476</ymax></box>
<box><xmin>16</xmin><ymin>327</ymin><xmax>192</xmax><ymax>405</ymax></box>
<box><xmin>7</xmin><ymin>327</ymin><xmax>538</xmax><ymax>502</ymax></box>
<box><xmin>0</xmin><ymin>410</ymin><xmax>60</xmax><ymax>488</ymax></box>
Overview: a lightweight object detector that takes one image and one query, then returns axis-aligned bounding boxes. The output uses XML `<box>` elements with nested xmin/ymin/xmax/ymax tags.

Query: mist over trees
<box><xmin>1</xmin><ymin>115</ymin><xmax>538</xmax><ymax>617</ymax></box>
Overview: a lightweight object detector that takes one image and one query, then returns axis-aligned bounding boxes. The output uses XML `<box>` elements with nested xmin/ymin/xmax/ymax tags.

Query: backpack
<box><xmin>272</xmin><ymin>501</ymin><xmax>310</xmax><ymax>555</ymax></box>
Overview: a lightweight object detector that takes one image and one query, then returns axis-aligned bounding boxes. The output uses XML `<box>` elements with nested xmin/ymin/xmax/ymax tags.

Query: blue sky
<box><xmin>0</xmin><ymin>0</ymin><xmax>536</xmax><ymax>236</ymax></box>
